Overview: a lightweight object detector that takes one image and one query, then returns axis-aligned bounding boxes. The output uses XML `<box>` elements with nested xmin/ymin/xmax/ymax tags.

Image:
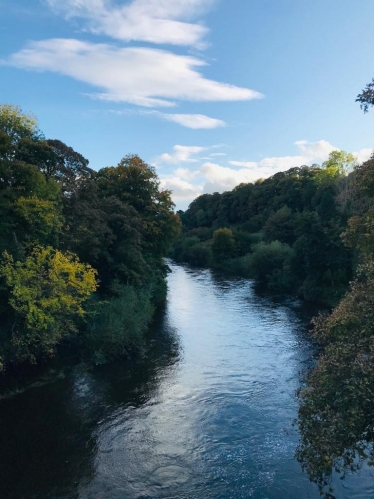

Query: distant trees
<box><xmin>171</xmin><ymin>151</ymin><xmax>354</xmax><ymax>304</ymax></box>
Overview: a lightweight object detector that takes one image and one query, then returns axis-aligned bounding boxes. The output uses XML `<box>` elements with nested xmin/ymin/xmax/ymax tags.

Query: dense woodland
<box><xmin>169</xmin><ymin>79</ymin><xmax>374</xmax><ymax>496</ymax></box>
<box><xmin>171</xmin><ymin>150</ymin><xmax>359</xmax><ymax>306</ymax></box>
<box><xmin>0</xmin><ymin>104</ymin><xmax>180</xmax><ymax>369</ymax></box>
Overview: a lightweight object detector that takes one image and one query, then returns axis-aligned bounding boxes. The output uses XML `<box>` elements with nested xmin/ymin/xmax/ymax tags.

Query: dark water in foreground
<box><xmin>0</xmin><ymin>262</ymin><xmax>373</xmax><ymax>499</ymax></box>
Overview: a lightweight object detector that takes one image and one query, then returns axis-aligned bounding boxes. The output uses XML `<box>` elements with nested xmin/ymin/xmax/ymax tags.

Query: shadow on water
<box><xmin>0</xmin><ymin>305</ymin><xmax>181</xmax><ymax>499</ymax></box>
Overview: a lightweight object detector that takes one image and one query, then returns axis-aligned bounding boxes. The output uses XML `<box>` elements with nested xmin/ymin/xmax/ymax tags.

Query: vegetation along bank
<box><xmin>0</xmin><ymin>103</ymin><xmax>181</xmax><ymax>370</ymax></box>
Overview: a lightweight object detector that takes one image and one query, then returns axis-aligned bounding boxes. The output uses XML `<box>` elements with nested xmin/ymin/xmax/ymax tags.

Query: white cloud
<box><xmin>353</xmin><ymin>148</ymin><xmax>373</xmax><ymax>164</ymax></box>
<box><xmin>109</xmin><ymin>108</ymin><xmax>225</xmax><ymax>128</ymax></box>
<box><xmin>174</xmin><ymin>168</ymin><xmax>200</xmax><ymax>180</ymax></box>
<box><xmin>229</xmin><ymin>160</ymin><xmax>258</xmax><ymax>168</ymax></box>
<box><xmin>6</xmin><ymin>39</ymin><xmax>262</xmax><ymax>107</ymax></box>
<box><xmin>229</xmin><ymin>140</ymin><xmax>339</xmax><ymax>172</ymax></box>
<box><xmin>158</xmin><ymin>145</ymin><xmax>206</xmax><ymax>164</ymax></box>
<box><xmin>156</xmin><ymin>112</ymin><xmax>225</xmax><ymax>129</ymax></box>
<box><xmin>45</xmin><ymin>0</ymin><xmax>213</xmax><ymax>48</ymax></box>
<box><xmin>294</xmin><ymin>139</ymin><xmax>337</xmax><ymax>160</ymax></box>
<box><xmin>160</xmin><ymin>176</ymin><xmax>203</xmax><ymax>200</ymax></box>
<box><xmin>200</xmin><ymin>162</ymin><xmax>258</xmax><ymax>193</ymax></box>
<box><xmin>210</xmin><ymin>152</ymin><xmax>227</xmax><ymax>157</ymax></box>
<box><xmin>257</xmin><ymin>155</ymin><xmax>309</xmax><ymax>168</ymax></box>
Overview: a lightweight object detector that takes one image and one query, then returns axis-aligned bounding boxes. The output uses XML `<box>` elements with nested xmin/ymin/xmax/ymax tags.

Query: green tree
<box><xmin>321</xmin><ymin>150</ymin><xmax>356</xmax><ymax>174</ymax></box>
<box><xmin>96</xmin><ymin>155</ymin><xmax>180</xmax><ymax>259</ymax></box>
<box><xmin>211</xmin><ymin>228</ymin><xmax>235</xmax><ymax>262</ymax></box>
<box><xmin>0</xmin><ymin>246</ymin><xmax>97</xmax><ymax>365</ymax></box>
<box><xmin>356</xmin><ymin>78</ymin><xmax>374</xmax><ymax>113</ymax></box>
<box><xmin>263</xmin><ymin>206</ymin><xmax>294</xmax><ymax>244</ymax></box>
<box><xmin>297</xmin><ymin>261</ymin><xmax>374</xmax><ymax>498</ymax></box>
<box><xmin>0</xmin><ymin>104</ymin><xmax>39</xmax><ymax>153</ymax></box>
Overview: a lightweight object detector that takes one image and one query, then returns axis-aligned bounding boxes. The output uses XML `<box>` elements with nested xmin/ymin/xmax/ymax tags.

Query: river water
<box><xmin>0</xmin><ymin>262</ymin><xmax>373</xmax><ymax>499</ymax></box>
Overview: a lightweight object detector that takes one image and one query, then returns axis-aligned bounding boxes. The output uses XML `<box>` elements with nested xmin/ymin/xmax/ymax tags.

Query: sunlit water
<box><xmin>0</xmin><ymin>262</ymin><xmax>373</xmax><ymax>499</ymax></box>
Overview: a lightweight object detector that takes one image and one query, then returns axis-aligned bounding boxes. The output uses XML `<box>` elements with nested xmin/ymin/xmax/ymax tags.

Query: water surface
<box><xmin>0</xmin><ymin>262</ymin><xmax>372</xmax><ymax>498</ymax></box>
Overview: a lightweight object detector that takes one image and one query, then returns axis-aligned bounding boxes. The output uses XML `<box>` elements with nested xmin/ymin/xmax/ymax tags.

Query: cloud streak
<box><xmin>153</xmin><ymin>112</ymin><xmax>225</xmax><ymax>129</ymax></box>
<box><xmin>6</xmin><ymin>39</ymin><xmax>263</xmax><ymax>107</ymax></box>
<box><xmin>158</xmin><ymin>145</ymin><xmax>207</xmax><ymax>164</ymax></box>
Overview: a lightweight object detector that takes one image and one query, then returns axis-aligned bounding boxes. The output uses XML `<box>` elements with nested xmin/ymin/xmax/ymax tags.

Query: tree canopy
<box><xmin>0</xmin><ymin>103</ymin><xmax>180</xmax><ymax>368</ymax></box>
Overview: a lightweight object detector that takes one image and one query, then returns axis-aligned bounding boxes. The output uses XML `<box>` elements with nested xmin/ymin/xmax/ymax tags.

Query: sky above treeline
<box><xmin>1</xmin><ymin>0</ymin><xmax>374</xmax><ymax>209</ymax></box>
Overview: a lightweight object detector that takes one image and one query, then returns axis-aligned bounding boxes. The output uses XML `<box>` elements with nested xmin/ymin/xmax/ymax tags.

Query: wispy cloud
<box><xmin>153</xmin><ymin>112</ymin><xmax>225</xmax><ymax>129</ymax></box>
<box><xmin>109</xmin><ymin>108</ymin><xmax>225</xmax><ymax>129</ymax></box>
<box><xmin>160</xmin><ymin>176</ymin><xmax>203</xmax><ymax>200</ymax></box>
<box><xmin>294</xmin><ymin>139</ymin><xmax>338</xmax><ymax>160</ymax></box>
<box><xmin>158</xmin><ymin>145</ymin><xmax>207</xmax><ymax>164</ymax></box>
<box><xmin>354</xmin><ymin>148</ymin><xmax>373</xmax><ymax>164</ymax></box>
<box><xmin>229</xmin><ymin>160</ymin><xmax>258</xmax><ymax>168</ymax></box>
<box><xmin>45</xmin><ymin>0</ymin><xmax>214</xmax><ymax>48</ymax></box>
<box><xmin>229</xmin><ymin>140</ymin><xmax>339</xmax><ymax>171</ymax></box>
<box><xmin>6</xmin><ymin>39</ymin><xmax>262</xmax><ymax>107</ymax></box>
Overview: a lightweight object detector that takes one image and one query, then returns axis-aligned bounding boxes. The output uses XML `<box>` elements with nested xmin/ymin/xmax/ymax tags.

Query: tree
<box><xmin>96</xmin><ymin>155</ymin><xmax>180</xmax><ymax>260</ymax></box>
<box><xmin>211</xmin><ymin>228</ymin><xmax>235</xmax><ymax>262</ymax></box>
<box><xmin>321</xmin><ymin>150</ymin><xmax>356</xmax><ymax>174</ymax></box>
<box><xmin>0</xmin><ymin>104</ymin><xmax>39</xmax><ymax>153</ymax></box>
<box><xmin>46</xmin><ymin>139</ymin><xmax>94</xmax><ymax>194</ymax></box>
<box><xmin>0</xmin><ymin>246</ymin><xmax>97</xmax><ymax>365</ymax></box>
<box><xmin>297</xmin><ymin>261</ymin><xmax>374</xmax><ymax>498</ymax></box>
<box><xmin>263</xmin><ymin>206</ymin><xmax>295</xmax><ymax>244</ymax></box>
<box><xmin>356</xmin><ymin>78</ymin><xmax>374</xmax><ymax>113</ymax></box>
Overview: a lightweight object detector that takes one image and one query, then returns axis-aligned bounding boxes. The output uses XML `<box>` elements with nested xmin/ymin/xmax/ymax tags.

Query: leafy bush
<box><xmin>0</xmin><ymin>246</ymin><xmax>97</xmax><ymax>365</ymax></box>
<box><xmin>85</xmin><ymin>285</ymin><xmax>154</xmax><ymax>364</ymax></box>
<box><xmin>211</xmin><ymin>228</ymin><xmax>235</xmax><ymax>262</ymax></box>
<box><xmin>297</xmin><ymin>260</ymin><xmax>374</xmax><ymax>496</ymax></box>
<box><xmin>244</xmin><ymin>240</ymin><xmax>294</xmax><ymax>290</ymax></box>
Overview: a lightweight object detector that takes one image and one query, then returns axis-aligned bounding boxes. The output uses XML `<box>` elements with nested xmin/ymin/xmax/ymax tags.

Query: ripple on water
<box><xmin>0</xmin><ymin>262</ymin><xmax>371</xmax><ymax>499</ymax></box>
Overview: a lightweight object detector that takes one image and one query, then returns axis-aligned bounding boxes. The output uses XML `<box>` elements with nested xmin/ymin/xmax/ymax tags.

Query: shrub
<box><xmin>0</xmin><ymin>246</ymin><xmax>97</xmax><ymax>365</ymax></box>
<box><xmin>85</xmin><ymin>285</ymin><xmax>154</xmax><ymax>364</ymax></box>
<box><xmin>244</xmin><ymin>240</ymin><xmax>294</xmax><ymax>290</ymax></box>
<box><xmin>211</xmin><ymin>228</ymin><xmax>235</xmax><ymax>262</ymax></box>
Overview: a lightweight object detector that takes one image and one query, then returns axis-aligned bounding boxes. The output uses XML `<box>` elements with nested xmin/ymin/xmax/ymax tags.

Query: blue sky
<box><xmin>1</xmin><ymin>0</ymin><xmax>374</xmax><ymax>209</ymax></box>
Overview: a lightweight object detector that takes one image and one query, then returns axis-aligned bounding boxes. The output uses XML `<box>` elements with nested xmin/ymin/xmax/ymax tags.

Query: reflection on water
<box><xmin>0</xmin><ymin>263</ymin><xmax>372</xmax><ymax>498</ymax></box>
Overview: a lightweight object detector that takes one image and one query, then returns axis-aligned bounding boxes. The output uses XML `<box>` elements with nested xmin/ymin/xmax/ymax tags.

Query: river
<box><xmin>0</xmin><ymin>262</ymin><xmax>373</xmax><ymax>499</ymax></box>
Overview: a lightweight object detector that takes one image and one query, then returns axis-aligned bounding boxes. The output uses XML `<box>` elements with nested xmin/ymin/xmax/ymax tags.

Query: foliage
<box><xmin>244</xmin><ymin>240</ymin><xmax>294</xmax><ymax>290</ymax></box>
<box><xmin>296</xmin><ymin>151</ymin><xmax>374</xmax><ymax>496</ymax></box>
<box><xmin>174</xmin><ymin>153</ymin><xmax>354</xmax><ymax>303</ymax></box>
<box><xmin>0</xmin><ymin>103</ymin><xmax>180</xmax><ymax>369</ymax></box>
<box><xmin>85</xmin><ymin>284</ymin><xmax>154</xmax><ymax>364</ymax></box>
<box><xmin>321</xmin><ymin>150</ymin><xmax>356</xmax><ymax>174</ymax></box>
<box><xmin>0</xmin><ymin>247</ymin><xmax>97</xmax><ymax>365</ymax></box>
<box><xmin>263</xmin><ymin>207</ymin><xmax>294</xmax><ymax>244</ymax></box>
<box><xmin>356</xmin><ymin>78</ymin><xmax>374</xmax><ymax>113</ymax></box>
<box><xmin>297</xmin><ymin>261</ymin><xmax>374</xmax><ymax>497</ymax></box>
<box><xmin>0</xmin><ymin>104</ymin><xmax>39</xmax><ymax>149</ymax></box>
<box><xmin>211</xmin><ymin>228</ymin><xmax>235</xmax><ymax>262</ymax></box>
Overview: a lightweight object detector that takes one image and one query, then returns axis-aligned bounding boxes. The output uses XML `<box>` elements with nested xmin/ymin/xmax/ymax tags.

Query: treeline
<box><xmin>171</xmin><ymin>150</ymin><xmax>357</xmax><ymax>305</ymax></box>
<box><xmin>0</xmin><ymin>104</ymin><xmax>180</xmax><ymax>369</ymax></box>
